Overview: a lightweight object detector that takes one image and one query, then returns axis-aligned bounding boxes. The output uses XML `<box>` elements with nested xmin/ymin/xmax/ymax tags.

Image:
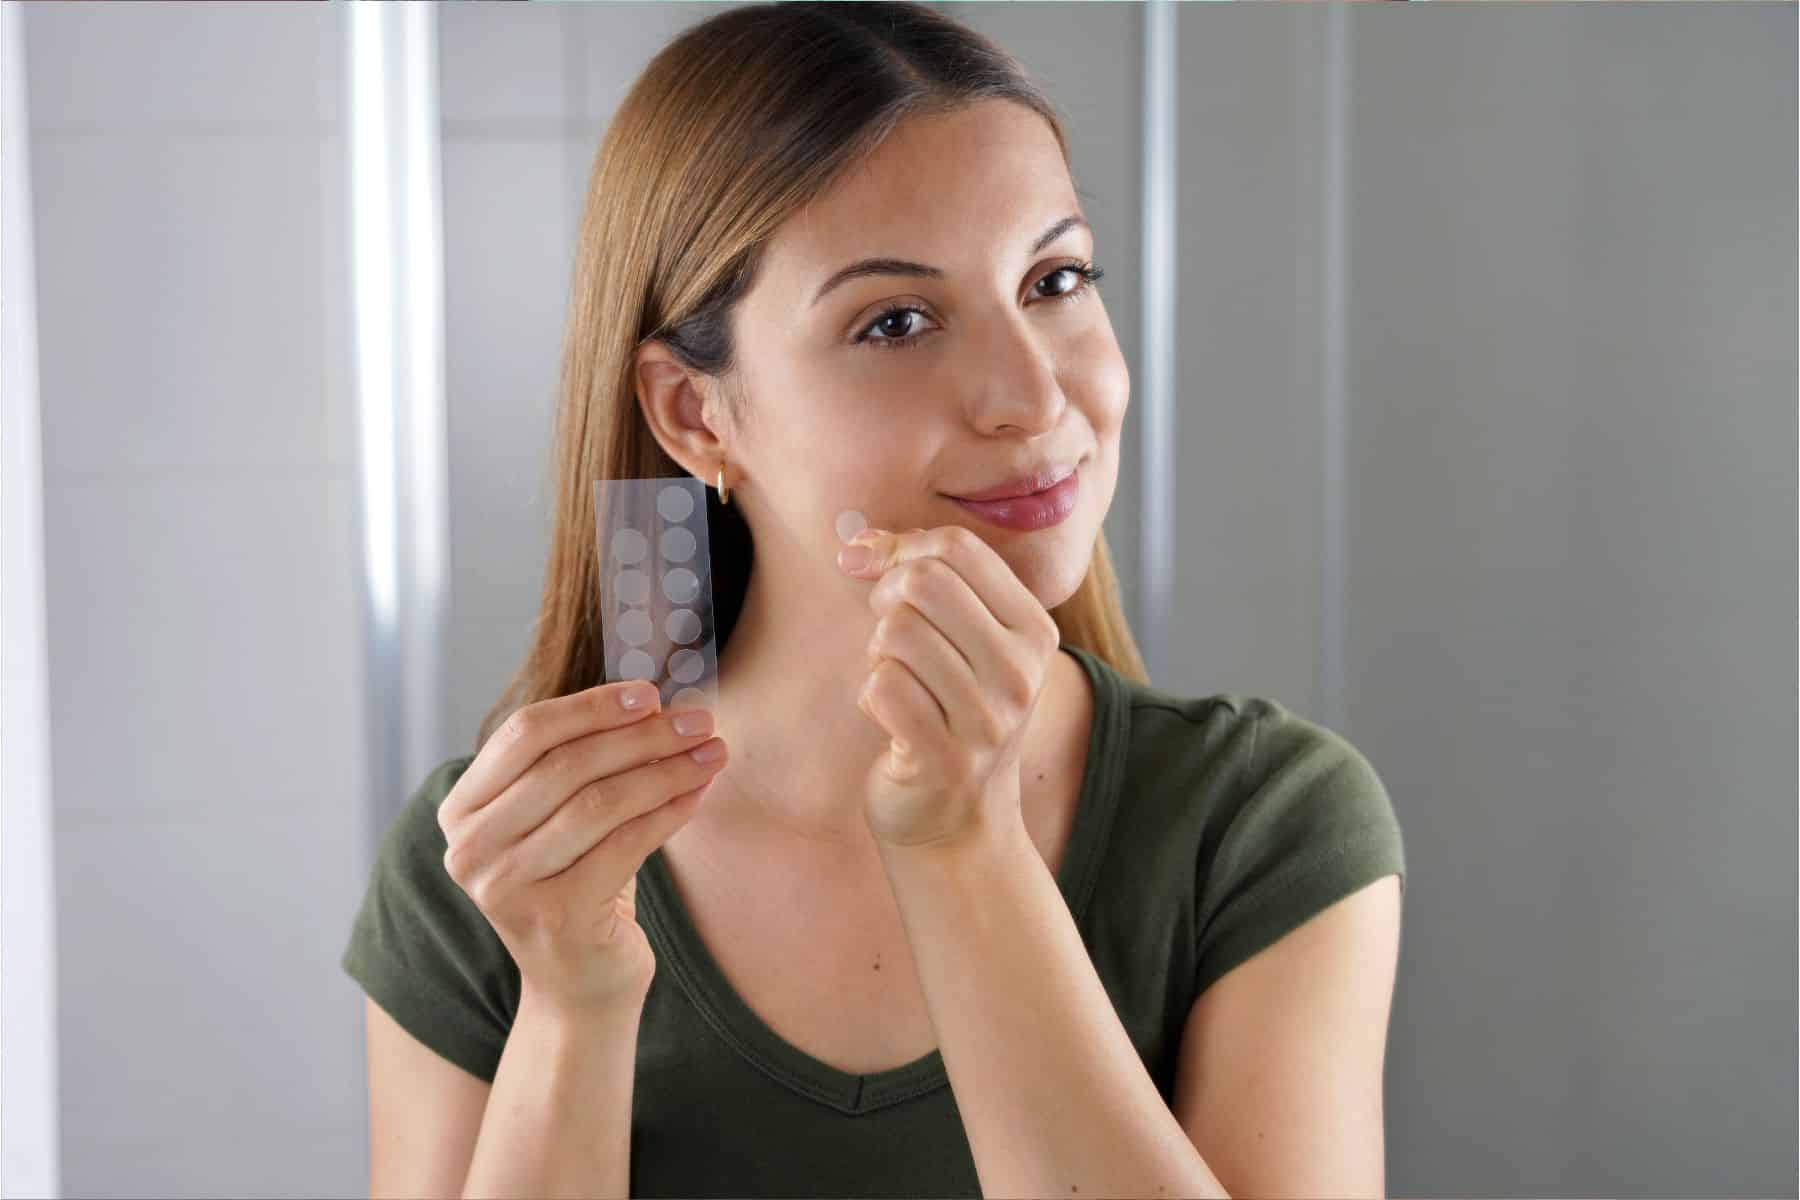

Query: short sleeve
<box><xmin>1191</xmin><ymin>699</ymin><xmax>1406</xmax><ymax>1000</ymax></box>
<box><xmin>340</xmin><ymin>754</ymin><xmax>521</xmax><ymax>1083</ymax></box>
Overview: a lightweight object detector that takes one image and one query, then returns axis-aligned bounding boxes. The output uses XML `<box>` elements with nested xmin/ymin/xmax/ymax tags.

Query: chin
<box><xmin>1008</xmin><ymin>528</ymin><xmax>1095</xmax><ymax>612</ymax></box>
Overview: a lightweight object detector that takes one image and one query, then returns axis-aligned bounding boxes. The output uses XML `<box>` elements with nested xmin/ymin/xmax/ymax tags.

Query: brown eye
<box><xmin>851</xmin><ymin>259</ymin><xmax>1105</xmax><ymax>352</ymax></box>
<box><xmin>853</xmin><ymin>304</ymin><xmax>936</xmax><ymax>351</ymax></box>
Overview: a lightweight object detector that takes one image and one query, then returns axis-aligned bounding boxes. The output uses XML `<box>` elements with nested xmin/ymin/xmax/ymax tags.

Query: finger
<box><xmin>849</xmin><ymin>524</ymin><xmax>1048</xmax><ymax>636</ymax></box>
<box><xmin>444</xmin><ymin>682</ymin><xmax>661</xmax><ymax>822</ymax></box>
<box><xmin>470</xmin><ymin>713</ymin><xmax>718</xmax><ymax>854</ymax></box>
<box><xmin>865</xmin><ymin>553</ymin><xmax>999</xmax><ymax>685</ymax></box>
<box><xmin>864</xmin><ymin>657</ymin><xmax>946</xmax><ymax>755</ymax></box>
<box><xmin>544</xmin><ymin>776</ymin><xmax>714</xmax><ymax>909</ymax></box>
<box><xmin>513</xmin><ymin>740</ymin><xmax>727</xmax><ymax>881</ymax></box>
<box><xmin>866</xmin><ymin>602</ymin><xmax>990</xmax><ymax>742</ymax></box>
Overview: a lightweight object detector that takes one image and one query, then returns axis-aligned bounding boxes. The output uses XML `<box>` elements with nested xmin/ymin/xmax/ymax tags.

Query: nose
<box><xmin>965</xmin><ymin>323</ymin><xmax>1067</xmax><ymax>438</ymax></box>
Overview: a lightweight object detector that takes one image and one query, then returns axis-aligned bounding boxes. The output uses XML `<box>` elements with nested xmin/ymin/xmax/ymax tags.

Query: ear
<box><xmin>634</xmin><ymin>338</ymin><xmax>727</xmax><ymax>479</ymax></box>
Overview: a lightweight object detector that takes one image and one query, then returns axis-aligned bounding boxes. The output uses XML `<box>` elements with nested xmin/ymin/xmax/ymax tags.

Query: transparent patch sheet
<box><xmin>593</xmin><ymin>477</ymin><xmax>719</xmax><ymax>712</ymax></box>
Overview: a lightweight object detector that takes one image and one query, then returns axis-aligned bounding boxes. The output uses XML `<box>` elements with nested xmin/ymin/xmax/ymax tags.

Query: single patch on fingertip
<box><xmin>836</xmin><ymin>509</ymin><xmax>868</xmax><ymax>543</ymax></box>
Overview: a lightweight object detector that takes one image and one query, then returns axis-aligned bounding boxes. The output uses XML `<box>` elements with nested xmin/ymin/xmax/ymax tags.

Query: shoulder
<box><xmin>1106</xmin><ymin>662</ymin><xmax>1393</xmax><ymax>830</ymax></box>
<box><xmin>1093</xmin><ymin>657</ymin><xmax>1403</xmax><ymax>873</ymax></box>
<box><xmin>1065</xmin><ymin>644</ymin><xmax>1258</xmax><ymax>783</ymax></box>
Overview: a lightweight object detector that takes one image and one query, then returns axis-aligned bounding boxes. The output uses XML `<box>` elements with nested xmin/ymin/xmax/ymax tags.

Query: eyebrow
<box><xmin>809</xmin><ymin>214</ymin><xmax>1090</xmax><ymax>308</ymax></box>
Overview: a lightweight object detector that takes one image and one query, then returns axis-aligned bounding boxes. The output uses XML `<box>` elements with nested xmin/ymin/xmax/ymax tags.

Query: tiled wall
<box><xmin>25</xmin><ymin>2</ymin><xmax>363</xmax><ymax>1192</ymax></box>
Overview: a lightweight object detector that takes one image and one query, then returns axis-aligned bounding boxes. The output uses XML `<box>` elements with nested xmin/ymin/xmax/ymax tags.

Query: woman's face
<box><xmin>719</xmin><ymin>99</ymin><xmax>1128</xmax><ymax>609</ymax></box>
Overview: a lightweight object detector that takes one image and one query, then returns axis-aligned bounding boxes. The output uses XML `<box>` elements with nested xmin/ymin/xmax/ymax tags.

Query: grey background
<box><xmin>20</xmin><ymin>1</ymin><xmax>1794</xmax><ymax>1195</ymax></box>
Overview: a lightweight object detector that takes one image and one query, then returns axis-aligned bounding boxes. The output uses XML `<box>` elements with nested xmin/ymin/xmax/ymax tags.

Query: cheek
<box><xmin>1064</xmin><ymin>323</ymin><xmax>1129</xmax><ymax>426</ymax></box>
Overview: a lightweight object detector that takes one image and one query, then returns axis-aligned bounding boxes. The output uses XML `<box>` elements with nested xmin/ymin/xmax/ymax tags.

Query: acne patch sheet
<box><xmin>594</xmin><ymin>477</ymin><xmax>719</xmax><ymax>712</ymax></box>
<box><xmin>594</xmin><ymin>482</ymin><xmax>883</xmax><ymax>710</ymax></box>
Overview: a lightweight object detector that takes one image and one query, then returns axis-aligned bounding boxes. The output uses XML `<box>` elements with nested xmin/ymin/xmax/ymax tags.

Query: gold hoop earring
<box><xmin>715</xmin><ymin>463</ymin><xmax>731</xmax><ymax>506</ymax></box>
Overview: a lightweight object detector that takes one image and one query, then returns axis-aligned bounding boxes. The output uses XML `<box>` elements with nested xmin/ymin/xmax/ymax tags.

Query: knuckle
<box><xmin>441</xmin><ymin>842</ymin><xmax>464</xmax><ymax>881</ymax></box>
<box><xmin>500</xmin><ymin>707</ymin><xmax>535</xmax><ymax>747</ymax></box>
<box><xmin>896</xmin><ymin>569</ymin><xmax>927</xmax><ymax>607</ymax></box>
<box><xmin>481</xmin><ymin>853</ymin><xmax>517</xmax><ymax>901</ymax></box>
<box><xmin>581</xmin><ymin>780</ymin><xmax>613</xmax><ymax>819</ymax></box>
<box><xmin>607</xmin><ymin>807</ymin><xmax>642</xmax><ymax>850</ymax></box>
<box><xmin>945</xmin><ymin>524</ymin><xmax>981</xmax><ymax>554</ymax></box>
<box><xmin>464</xmin><ymin>870</ymin><xmax>496</xmax><ymax>911</ymax></box>
<box><xmin>541</xmin><ymin>736</ymin><xmax>587</xmax><ymax>782</ymax></box>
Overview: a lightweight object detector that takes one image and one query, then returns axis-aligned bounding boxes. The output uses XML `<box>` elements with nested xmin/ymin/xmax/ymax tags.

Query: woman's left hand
<box><xmin>836</xmin><ymin>524</ymin><xmax>1062</xmax><ymax>853</ymax></box>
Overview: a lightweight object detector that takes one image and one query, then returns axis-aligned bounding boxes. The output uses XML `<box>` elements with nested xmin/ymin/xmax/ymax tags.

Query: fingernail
<box><xmin>838</xmin><ymin>543</ymin><xmax>875</xmax><ymax>572</ymax></box>
<box><xmin>620</xmin><ymin>684</ymin><xmax>657</xmax><ymax>709</ymax></box>
<box><xmin>672</xmin><ymin>708</ymin><xmax>712</xmax><ymax>737</ymax></box>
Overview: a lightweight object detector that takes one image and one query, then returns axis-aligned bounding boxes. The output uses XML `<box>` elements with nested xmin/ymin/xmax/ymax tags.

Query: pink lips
<box><xmin>947</xmin><ymin>467</ymin><xmax>1079</xmax><ymax>532</ymax></box>
<box><xmin>947</xmin><ymin>463</ymin><xmax>1077</xmax><ymax>503</ymax></box>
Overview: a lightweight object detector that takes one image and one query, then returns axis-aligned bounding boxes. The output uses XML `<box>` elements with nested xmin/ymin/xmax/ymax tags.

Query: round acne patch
<box><xmin>611</xmin><ymin>526</ymin><xmax>648</xmax><ymax>565</ymax></box>
<box><xmin>657</xmin><ymin>484</ymin><xmax>695</xmax><ymax>523</ymax></box>
<box><xmin>665</xmin><ymin>607</ymin><xmax>702</xmax><ymax>645</ymax></box>
<box><xmin>615</xmin><ymin>568</ymin><xmax>650</xmax><ymax>606</ymax></box>
<box><xmin>616</xmin><ymin>607</ymin><xmax>654</xmax><ymax>647</ymax></box>
<box><xmin>660</xmin><ymin>525</ymin><xmax>697</xmax><ymax>563</ymax></box>
<box><xmin>836</xmin><ymin>509</ymin><xmax>868</xmax><ymax>543</ymax></box>
<box><xmin>662</xmin><ymin>566</ymin><xmax>700</xmax><ymax>605</ymax></box>
<box><xmin>618</xmin><ymin>648</ymin><xmax>657</xmax><ymax>681</ymax></box>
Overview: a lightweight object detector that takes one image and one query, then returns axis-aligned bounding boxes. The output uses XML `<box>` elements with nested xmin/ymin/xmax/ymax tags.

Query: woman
<box><xmin>342</xmin><ymin>4</ymin><xmax>1407</xmax><ymax>1198</ymax></box>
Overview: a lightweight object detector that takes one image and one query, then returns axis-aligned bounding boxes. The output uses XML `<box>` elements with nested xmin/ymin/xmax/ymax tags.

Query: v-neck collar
<box><xmin>636</xmin><ymin>643</ymin><xmax>1131</xmax><ymax>1116</ymax></box>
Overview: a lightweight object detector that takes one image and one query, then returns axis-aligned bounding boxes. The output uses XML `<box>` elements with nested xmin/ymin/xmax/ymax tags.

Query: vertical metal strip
<box><xmin>1317</xmin><ymin>5</ymin><xmax>1351</xmax><ymax>730</ymax></box>
<box><xmin>347</xmin><ymin>2</ymin><xmax>449</xmax><ymax>860</ymax></box>
<box><xmin>1</xmin><ymin>6</ymin><xmax>64</xmax><ymax>1195</ymax></box>
<box><xmin>1140</xmin><ymin>0</ymin><xmax>1177</xmax><ymax>684</ymax></box>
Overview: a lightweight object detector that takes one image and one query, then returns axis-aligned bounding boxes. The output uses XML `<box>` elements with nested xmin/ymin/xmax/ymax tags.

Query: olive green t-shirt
<box><xmin>341</xmin><ymin>644</ymin><xmax>1406</xmax><ymax>1198</ymax></box>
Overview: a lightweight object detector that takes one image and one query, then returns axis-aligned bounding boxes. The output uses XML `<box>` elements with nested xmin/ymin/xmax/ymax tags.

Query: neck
<box><xmin>706</xmin><ymin>558</ymin><xmax>903</xmax><ymax>854</ymax></box>
<box><xmin>702</xmin><ymin>554</ymin><xmax>1068</xmax><ymax>858</ymax></box>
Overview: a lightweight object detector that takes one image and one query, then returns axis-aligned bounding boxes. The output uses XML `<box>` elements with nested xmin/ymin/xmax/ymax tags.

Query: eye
<box><xmin>851</xmin><ymin>259</ymin><xmax>1107</xmax><ymax>352</ymax></box>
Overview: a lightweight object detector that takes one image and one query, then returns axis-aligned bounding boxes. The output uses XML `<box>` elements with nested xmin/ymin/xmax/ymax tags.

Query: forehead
<box><xmin>762</xmin><ymin>100</ymin><xmax>1079</xmax><ymax>282</ymax></box>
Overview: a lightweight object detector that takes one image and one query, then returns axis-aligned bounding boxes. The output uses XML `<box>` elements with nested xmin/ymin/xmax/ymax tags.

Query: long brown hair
<box><xmin>476</xmin><ymin>0</ymin><xmax>1148</xmax><ymax>754</ymax></box>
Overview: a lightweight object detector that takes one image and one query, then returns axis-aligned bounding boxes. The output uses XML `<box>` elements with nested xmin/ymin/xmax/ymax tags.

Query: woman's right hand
<box><xmin>438</xmin><ymin>681</ymin><xmax>728</xmax><ymax>1015</ymax></box>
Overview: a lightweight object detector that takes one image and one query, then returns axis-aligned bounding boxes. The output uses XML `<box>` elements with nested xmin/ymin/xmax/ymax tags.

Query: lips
<box><xmin>946</xmin><ymin>462</ymin><xmax>1077</xmax><ymax>503</ymax></box>
<box><xmin>948</xmin><ymin>467</ymin><xmax>1079</xmax><ymax>532</ymax></box>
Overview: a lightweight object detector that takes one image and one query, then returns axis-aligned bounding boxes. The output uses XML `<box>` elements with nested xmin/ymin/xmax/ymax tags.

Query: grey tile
<box><xmin>438</xmin><ymin>0</ymin><xmax>573</xmax><ymax>126</ymax></box>
<box><xmin>43</xmin><ymin>474</ymin><xmax>361</xmax><ymax>823</ymax></box>
<box><xmin>441</xmin><ymin>137</ymin><xmax>570</xmax><ymax>636</ymax></box>
<box><xmin>570</xmin><ymin>1</ymin><xmax>742</xmax><ymax>123</ymax></box>
<box><xmin>55</xmin><ymin>806</ymin><xmax>365</xmax><ymax>1194</ymax></box>
<box><xmin>24</xmin><ymin>0</ymin><xmax>338</xmax><ymax>131</ymax></box>
<box><xmin>32</xmin><ymin>132</ymin><xmax>334</xmax><ymax>475</ymax></box>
